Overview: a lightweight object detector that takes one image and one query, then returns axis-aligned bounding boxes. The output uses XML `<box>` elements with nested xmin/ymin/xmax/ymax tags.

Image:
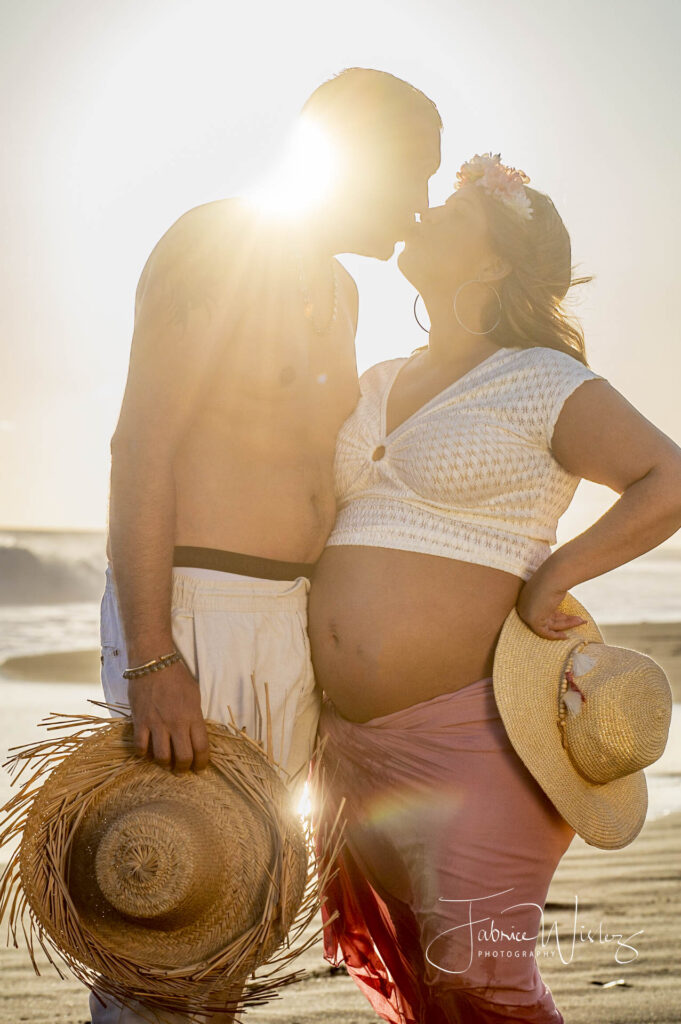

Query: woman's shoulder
<box><xmin>510</xmin><ymin>344</ymin><xmax>606</xmax><ymax>384</ymax></box>
<box><xmin>358</xmin><ymin>355</ymin><xmax>410</xmax><ymax>392</ymax></box>
<box><xmin>508</xmin><ymin>345</ymin><xmax>609</xmax><ymax>448</ymax></box>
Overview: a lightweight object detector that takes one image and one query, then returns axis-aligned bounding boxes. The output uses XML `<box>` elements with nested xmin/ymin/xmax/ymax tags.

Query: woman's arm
<box><xmin>518</xmin><ymin>378</ymin><xmax>681</xmax><ymax>639</ymax></box>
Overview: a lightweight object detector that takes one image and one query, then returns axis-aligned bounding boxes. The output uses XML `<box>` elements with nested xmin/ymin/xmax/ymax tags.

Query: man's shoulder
<box><xmin>170</xmin><ymin>197</ymin><xmax>255</xmax><ymax>234</ymax></box>
<box><xmin>150</xmin><ymin>199</ymin><xmax>318</xmax><ymax>286</ymax></box>
<box><xmin>135</xmin><ymin>199</ymin><xmax>260</xmax><ymax>319</ymax></box>
<box><xmin>150</xmin><ymin>199</ymin><xmax>250</xmax><ymax>267</ymax></box>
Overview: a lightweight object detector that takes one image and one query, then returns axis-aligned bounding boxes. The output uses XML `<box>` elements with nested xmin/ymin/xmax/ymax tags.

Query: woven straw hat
<box><xmin>0</xmin><ymin>711</ymin><xmax>344</xmax><ymax>1018</ymax></box>
<box><xmin>493</xmin><ymin>592</ymin><xmax>672</xmax><ymax>850</ymax></box>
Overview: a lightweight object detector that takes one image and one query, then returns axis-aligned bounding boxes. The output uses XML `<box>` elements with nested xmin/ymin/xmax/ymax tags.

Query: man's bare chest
<box><xmin>197</xmin><ymin>301</ymin><xmax>360</xmax><ymax>445</ymax></box>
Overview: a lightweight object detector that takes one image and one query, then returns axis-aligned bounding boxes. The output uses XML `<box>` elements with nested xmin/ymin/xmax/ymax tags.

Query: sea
<box><xmin>0</xmin><ymin>528</ymin><xmax>679</xmax><ymax>830</ymax></box>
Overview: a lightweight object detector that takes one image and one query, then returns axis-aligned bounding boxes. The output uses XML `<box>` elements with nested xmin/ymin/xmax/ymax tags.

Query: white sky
<box><xmin>1</xmin><ymin>0</ymin><xmax>680</xmax><ymax>550</ymax></box>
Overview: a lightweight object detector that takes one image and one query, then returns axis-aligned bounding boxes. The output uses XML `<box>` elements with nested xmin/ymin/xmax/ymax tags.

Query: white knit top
<box><xmin>326</xmin><ymin>344</ymin><xmax>608</xmax><ymax>581</ymax></box>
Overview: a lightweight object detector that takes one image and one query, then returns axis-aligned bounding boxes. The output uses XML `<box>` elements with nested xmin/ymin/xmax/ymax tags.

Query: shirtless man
<box><xmin>94</xmin><ymin>68</ymin><xmax>442</xmax><ymax>1023</ymax></box>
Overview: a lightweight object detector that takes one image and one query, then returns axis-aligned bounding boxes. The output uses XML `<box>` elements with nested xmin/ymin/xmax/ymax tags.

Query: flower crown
<box><xmin>456</xmin><ymin>153</ymin><xmax>533</xmax><ymax>221</ymax></box>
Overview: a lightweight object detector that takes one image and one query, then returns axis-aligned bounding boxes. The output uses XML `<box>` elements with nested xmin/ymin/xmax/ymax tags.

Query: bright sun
<box><xmin>244</xmin><ymin>116</ymin><xmax>340</xmax><ymax>218</ymax></box>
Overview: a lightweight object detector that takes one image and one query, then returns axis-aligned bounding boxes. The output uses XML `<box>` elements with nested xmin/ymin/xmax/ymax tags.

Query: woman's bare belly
<box><xmin>308</xmin><ymin>546</ymin><xmax>525</xmax><ymax>722</ymax></box>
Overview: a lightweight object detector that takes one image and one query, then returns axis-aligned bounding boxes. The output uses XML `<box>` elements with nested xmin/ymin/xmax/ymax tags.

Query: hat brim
<box><xmin>493</xmin><ymin>593</ymin><xmax>648</xmax><ymax>850</ymax></box>
<box><xmin>0</xmin><ymin>711</ymin><xmax>346</xmax><ymax>1019</ymax></box>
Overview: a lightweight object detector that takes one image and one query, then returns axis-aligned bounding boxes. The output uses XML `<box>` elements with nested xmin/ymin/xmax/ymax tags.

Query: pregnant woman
<box><xmin>307</xmin><ymin>155</ymin><xmax>681</xmax><ymax>1023</ymax></box>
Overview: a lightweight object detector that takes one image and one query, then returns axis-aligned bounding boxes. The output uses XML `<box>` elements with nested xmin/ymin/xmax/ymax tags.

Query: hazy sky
<box><xmin>1</xmin><ymin>0</ymin><xmax>680</xmax><ymax>550</ymax></box>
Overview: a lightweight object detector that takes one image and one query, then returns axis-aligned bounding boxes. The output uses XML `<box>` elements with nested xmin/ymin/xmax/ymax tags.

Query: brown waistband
<box><xmin>173</xmin><ymin>546</ymin><xmax>316</xmax><ymax>581</ymax></box>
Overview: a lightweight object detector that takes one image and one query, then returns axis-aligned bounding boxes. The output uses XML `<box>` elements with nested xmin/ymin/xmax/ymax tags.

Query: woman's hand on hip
<box><xmin>515</xmin><ymin>574</ymin><xmax>587</xmax><ymax>640</ymax></box>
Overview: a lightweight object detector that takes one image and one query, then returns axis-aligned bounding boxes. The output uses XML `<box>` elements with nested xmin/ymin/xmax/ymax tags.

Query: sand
<box><xmin>1</xmin><ymin>813</ymin><xmax>679</xmax><ymax>1023</ymax></box>
<box><xmin>1</xmin><ymin>620</ymin><xmax>679</xmax><ymax>1023</ymax></box>
<box><xmin>0</xmin><ymin>649</ymin><xmax>101</xmax><ymax>684</ymax></box>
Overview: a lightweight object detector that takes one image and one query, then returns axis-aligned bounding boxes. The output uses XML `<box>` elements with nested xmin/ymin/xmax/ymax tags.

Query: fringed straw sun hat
<box><xmin>0</xmin><ymin>707</ymin><xmax>345</xmax><ymax>1020</ymax></box>
<box><xmin>493</xmin><ymin>592</ymin><xmax>672</xmax><ymax>850</ymax></box>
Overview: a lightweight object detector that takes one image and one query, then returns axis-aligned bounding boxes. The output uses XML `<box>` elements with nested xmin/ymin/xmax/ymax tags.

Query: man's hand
<box><xmin>128</xmin><ymin>661</ymin><xmax>210</xmax><ymax>772</ymax></box>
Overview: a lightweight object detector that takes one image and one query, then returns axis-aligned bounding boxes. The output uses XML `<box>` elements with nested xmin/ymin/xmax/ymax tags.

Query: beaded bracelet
<box><xmin>122</xmin><ymin>650</ymin><xmax>182</xmax><ymax>680</ymax></box>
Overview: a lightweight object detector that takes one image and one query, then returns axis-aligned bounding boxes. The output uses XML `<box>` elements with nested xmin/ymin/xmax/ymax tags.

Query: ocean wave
<box><xmin>0</xmin><ymin>545</ymin><xmax>105</xmax><ymax>604</ymax></box>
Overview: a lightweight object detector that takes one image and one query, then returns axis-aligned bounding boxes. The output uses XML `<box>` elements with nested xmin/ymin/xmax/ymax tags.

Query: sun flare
<box><xmin>296</xmin><ymin>779</ymin><xmax>312</xmax><ymax>820</ymax></box>
<box><xmin>244</xmin><ymin>116</ymin><xmax>340</xmax><ymax>218</ymax></box>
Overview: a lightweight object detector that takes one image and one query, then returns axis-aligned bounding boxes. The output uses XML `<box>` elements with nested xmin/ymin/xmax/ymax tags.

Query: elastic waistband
<box><xmin>105</xmin><ymin>564</ymin><xmax>310</xmax><ymax>612</ymax></box>
<box><xmin>173</xmin><ymin>545</ymin><xmax>317</xmax><ymax>581</ymax></box>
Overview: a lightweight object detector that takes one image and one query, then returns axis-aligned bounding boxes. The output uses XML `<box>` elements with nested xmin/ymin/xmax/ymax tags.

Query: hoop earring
<box><xmin>453</xmin><ymin>278</ymin><xmax>502</xmax><ymax>336</ymax></box>
<box><xmin>413</xmin><ymin>293</ymin><xmax>430</xmax><ymax>333</ymax></box>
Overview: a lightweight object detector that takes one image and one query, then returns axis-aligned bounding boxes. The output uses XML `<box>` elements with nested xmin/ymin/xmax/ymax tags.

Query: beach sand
<box><xmin>1</xmin><ymin>620</ymin><xmax>679</xmax><ymax>1023</ymax></box>
<box><xmin>0</xmin><ymin>649</ymin><xmax>101</xmax><ymax>684</ymax></box>
<box><xmin>1</xmin><ymin>813</ymin><xmax>678</xmax><ymax>1023</ymax></box>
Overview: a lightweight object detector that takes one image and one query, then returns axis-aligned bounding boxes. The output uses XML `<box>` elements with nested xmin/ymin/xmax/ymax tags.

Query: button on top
<box><xmin>372</xmin><ymin>445</ymin><xmax>386</xmax><ymax>461</ymax></box>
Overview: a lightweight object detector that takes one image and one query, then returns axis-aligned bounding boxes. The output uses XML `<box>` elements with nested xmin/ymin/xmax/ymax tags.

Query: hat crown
<box><xmin>95</xmin><ymin>800</ymin><xmax>216</xmax><ymax>926</ymax></box>
<box><xmin>5</xmin><ymin>716</ymin><xmax>318</xmax><ymax>1020</ymax></box>
<box><xmin>560</xmin><ymin>643</ymin><xmax>672</xmax><ymax>785</ymax></box>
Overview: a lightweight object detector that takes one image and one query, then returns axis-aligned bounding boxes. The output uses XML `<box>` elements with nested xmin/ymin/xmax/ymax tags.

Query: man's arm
<box><xmin>108</xmin><ymin>202</ymin><xmax>242</xmax><ymax>772</ymax></box>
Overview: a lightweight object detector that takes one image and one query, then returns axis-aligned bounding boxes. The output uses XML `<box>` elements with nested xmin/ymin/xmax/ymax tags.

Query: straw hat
<box><xmin>493</xmin><ymin>592</ymin><xmax>672</xmax><ymax>850</ymax></box>
<box><xmin>0</xmin><ymin>711</ymin><xmax>344</xmax><ymax>1018</ymax></box>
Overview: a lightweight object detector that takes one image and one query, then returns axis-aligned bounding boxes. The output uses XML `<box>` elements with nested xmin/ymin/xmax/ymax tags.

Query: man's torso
<box><xmin>111</xmin><ymin>200</ymin><xmax>361</xmax><ymax>564</ymax></box>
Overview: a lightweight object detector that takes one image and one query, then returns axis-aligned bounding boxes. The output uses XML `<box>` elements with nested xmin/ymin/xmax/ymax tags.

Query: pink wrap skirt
<box><xmin>310</xmin><ymin>675</ymin><xmax>575</xmax><ymax>1024</ymax></box>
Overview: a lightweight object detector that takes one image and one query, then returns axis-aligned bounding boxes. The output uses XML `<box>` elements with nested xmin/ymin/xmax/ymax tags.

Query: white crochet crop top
<box><xmin>325</xmin><ymin>344</ymin><xmax>608</xmax><ymax>581</ymax></box>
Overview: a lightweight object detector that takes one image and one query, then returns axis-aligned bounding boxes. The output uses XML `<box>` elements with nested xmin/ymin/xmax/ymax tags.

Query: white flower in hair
<box><xmin>456</xmin><ymin>153</ymin><xmax>533</xmax><ymax>221</ymax></box>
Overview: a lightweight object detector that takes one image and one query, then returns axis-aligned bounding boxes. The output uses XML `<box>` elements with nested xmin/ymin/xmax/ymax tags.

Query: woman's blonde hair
<box><xmin>481</xmin><ymin>186</ymin><xmax>593</xmax><ymax>367</ymax></box>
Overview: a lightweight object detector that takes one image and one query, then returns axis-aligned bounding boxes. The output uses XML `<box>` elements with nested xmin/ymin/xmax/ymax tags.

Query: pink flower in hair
<box><xmin>456</xmin><ymin>153</ymin><xmax>533</xmax><ymax>221</ymax></box>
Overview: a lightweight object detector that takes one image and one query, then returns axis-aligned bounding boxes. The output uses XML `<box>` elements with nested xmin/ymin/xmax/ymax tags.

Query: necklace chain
<box><xmin>296</xmin><ymin>252</ymin><xmax>338</xmax><ymax>335</ymax></box>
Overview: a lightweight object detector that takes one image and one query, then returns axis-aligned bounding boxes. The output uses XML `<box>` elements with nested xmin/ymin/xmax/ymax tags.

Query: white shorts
<box><xmin>99</xmin><ymin>564</ymin><xmax>321</xmax><ymax>795</ymax></box>
<box><xmin>92</xmin><ymin>564</ymin><xmax>322</xmax><ymax>1024</ymax></box>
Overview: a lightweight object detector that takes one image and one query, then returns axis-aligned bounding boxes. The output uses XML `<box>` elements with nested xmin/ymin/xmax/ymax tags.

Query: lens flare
<box><xmin>245</xmin><ymin>117</ymin><xmax>340</xmax><ymax>218</ymax></box>
<box><xmin>296</xmin><ymin>779</ymin><xmax>311</xmax><ymax>820</ymax></box>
